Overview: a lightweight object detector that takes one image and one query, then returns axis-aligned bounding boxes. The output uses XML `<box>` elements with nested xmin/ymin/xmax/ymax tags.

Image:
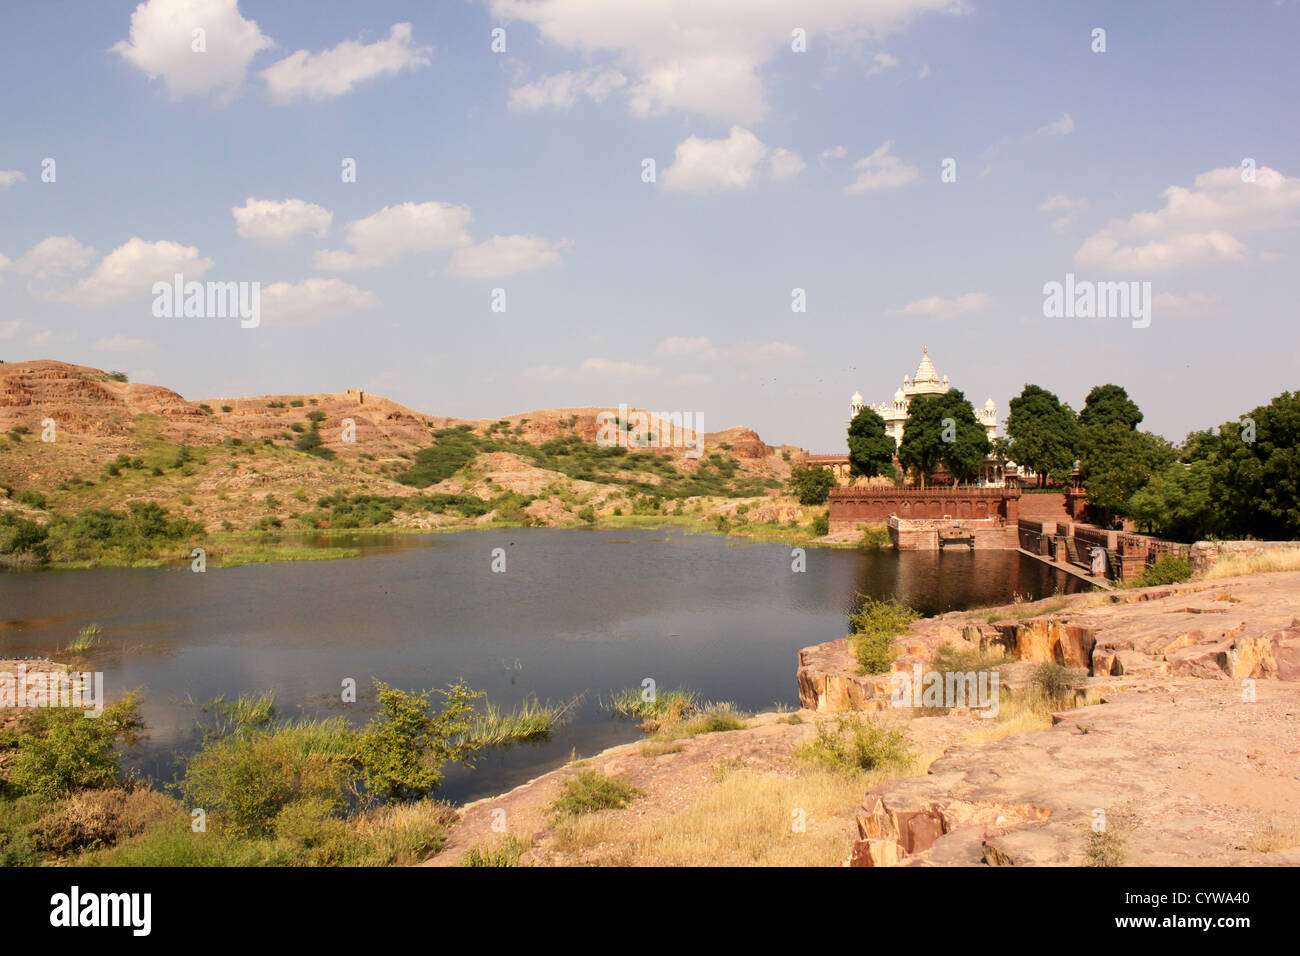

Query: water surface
<box><xmin>0</xmin><ymin>528</ymin><xmax>1085</xmax><ymax>803</ymax></box>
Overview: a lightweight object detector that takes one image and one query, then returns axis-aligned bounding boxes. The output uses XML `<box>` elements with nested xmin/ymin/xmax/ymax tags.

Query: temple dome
<box><xmin>913</xmin><ymin>346</ymin><xmax>940</xmax><ymax>384</ymax></box>
<box><xmin>851</xmin><ymin>391</ymin><xmax>863</xmax><ymax>404</ymax></box>
<box><xmin>984</xmin><ymin>398</ymin><xmax>996</xmax><ymax>409</ymax></box>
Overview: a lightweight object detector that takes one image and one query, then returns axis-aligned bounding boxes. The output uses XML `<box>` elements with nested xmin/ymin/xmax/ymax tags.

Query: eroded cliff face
<box><xmin>795</xmin><ymin>571</ymin><xmax>1300</xmax><ymax>867</ymax></box>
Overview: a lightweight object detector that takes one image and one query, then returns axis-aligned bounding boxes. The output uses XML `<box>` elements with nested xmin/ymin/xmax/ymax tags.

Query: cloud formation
<box><xmin>232</xmin><ymin>198</ymin><xmax>332</xmax><ymax>243</ymax></box>
<box><xmin>112</xmin><ymin>0</ymin><xmax>273</xmax><ymax>103</ymax></box>
<box><xmin>261</xmin><ymin>22</ymin><xmax>431</xmax><ymax>103</ymax></box>
<box><xmin>487</xmin><ymin>0</ymin><xmax>960</xmax><ymax>123</ymax></box>
<box><xmin>890</xmin><ymin>292</ymin><xmax>990</xmax><ymax>319</ymax></box>
<box><xmin>844</xmin><ymin>141</ymin><xmax>919</xmax><ymax>194</ymax></box>
<box><xmin>1075</xmin><ymin>164</ymin><xmax>1300</xmax><ymax>272</ymax></box>
<box><xmin>315</xmin><ymin>201</ymin><xmax>474</xmax><ymax>270</ymax></box>
<box><xmin>447</xmin><ymin>235</ymin><xmax>573</xmax><ymax>278</ymax></box>
<box><xmin>662</xmin><ymin>127</ymin><xmax>803</xmax><ymax>194</ymax></box>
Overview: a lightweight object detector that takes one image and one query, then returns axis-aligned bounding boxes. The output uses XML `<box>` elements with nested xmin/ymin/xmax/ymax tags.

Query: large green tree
<box><xmin>1128</xmin><ymin>460</ymin><xmax>1217</xmax><ymax>541</ymax></box>
<box><xmin>935</xmin><ymin>389</ymin><xmax>992</xmax><ymax>485</ymax></box>
<box><xmin>1209</xmin><ymin>392</ymin><xmax>1300</xmax><ymax>540</ymax></box>
<box><xmin>1078</xmin><ymin>423</ymin><xmax>1176</xmax><ymax>514</ymax></box>
<box><xmin>897</xmin><ymin>394</ymin><xmax>946</xmax><ymax>488</ymax></box>
<box><xmin>1006</xmin><ymin>384</ymin><xmax>1078</xmax><ymax>486</ymax></box>
<box><xmin>787</xmin><ymin>464</ymin><xmax>837</xmax><ymax>505</ymax></box>
<box><xmin>847</xmin><ymin>407</ymin><xmax>895</xmax><ymax>480</ymax></box>
<box><xmin>898</xmin><ymin>390</ymin><xmax>990</xmax><ymax>487</ymax></box>
<box><xmin>1078</xmin><ymin>384</ymin><xmax>1143</xmax><ymax>430</ymax></box>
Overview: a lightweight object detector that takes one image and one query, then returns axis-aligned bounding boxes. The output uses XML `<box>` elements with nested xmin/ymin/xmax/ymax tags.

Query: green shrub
<box><xmin>788</xmin><ymin>465</ymin><xmax>837</xmax><ymax>505</ymax></box>
<box><xmin>548</xmin><ymin>771</ymin><xmax>644</xmax><ymax>818</ymax></box>
<box><xmin>7</xmin><ymin>694</ymin><xmax>144</xmax><ymax>800</ymax></box>
<box><xmin>811</xmin><ymin>512</ymin><xmax>830</xmax><ymax>537</ymax></box>
<box><xmin>796</xmin><ymin>715</ymin><xmax>914</xmax><ymax>775</ymax></box>
<box><xmin>355</xmin><ymin>681</ymin><xmax>480</xmax><ymax>802</ymax></box>
<box><xmin>1132</xmin><ymin>554</ymin><xmax>1192</xmax><ymax>587</ymax></box>
<box><xmin>848</xmin><ymin>597</ymin><xmax>919</xmax><ymax>675</ymax></box>
<box><xmin>179</xmin><ymin>719</ymin><xmax>355</xmax><ymax>838</ymax></box>
<box><xmin>461</xmin><ymin>836</ymin><xmax>529</xmax><ymax>867</ymax></box>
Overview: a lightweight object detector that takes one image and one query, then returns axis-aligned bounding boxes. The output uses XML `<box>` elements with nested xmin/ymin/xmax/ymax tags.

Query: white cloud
<box><xmin>446</xmin><ymin>235</ymin><xmax>572</xmax><ymax>278</ymax></box>
<box><xmin>28</xmin><ymin>330</ymin><xmax>78</xmax><ymax>349</ymax></box>
<box><xmin>14</xmin><ymin>236</ymin><xmax>98</xmax><ymax>278</ymax></box>
<box><xmin>891</xmin><ymin>292</ymin><xmax>990</xmax><ymax>319</ymax></box>
<box><xmin>112</xmin><ymin>0</ymin><xmax>273</xmax><ymax>103</ymax></box>
<box><xmin>663</xmin><ymin>126</ymin><xmax>790</xmax><ymax>194</ymax></box>
<box><xmin>1075</xmin><ymin>164</ymin><xmax>1300</xmax><ymax>272</ymax></box>
<box><xmin>1037</xmin><ymin>113</ymin><xmax>1074</xmax><ymax>137</ymax></box>
<box><xmin>918</xmin><ymin>62</ymin><xmax>930</xmax><ymax>78</ymax></box>
<box><xmin>819</xmin><ymin>145</ymin><xmax>847</xmax><ymax>163</ymax></box>
<box><xmin>768</xmin><ymin>148</ymin><xmax>806</xmax><ymax>182</ymax></box>
<box><xmin>486</xmin><ymin>0</ymin><xmax>960</xmax><ymax>123</ymax></box>
<box><xmin>654</xmin><ymin>336</ymin><xmax>804</xmax><ymax>363</ymax></box>
<box><xmin>60</xmin><ymin>238</ymin><xmax>213</xmax><ymax>306</ymax></box>
<box><xmin>0</xmin><ymin>320</ymin><xmax>20</xmax><ymax>340</ymax></box>
<box><xmin>261</xmin><ymin>22</ymin><xmax>431</xmax><ymax>103</ymax></box>
<box><xmin>508</xmin><ymin>68</ymin><xmax>627</xmax><ymax>110</ymax></box>
<box><xmin>315</xmin><ymin>201</ymin><xmax>473</xmax><ymax>270</ymax></box>
<box><xmin>866</xmin><ymin>52</ymin><xmax>899</xmax><ymax>76</ymax></box>
<box><xmin>521</xmin><ymin>364</ymin><xmax>571</xmax><ymax>383</ymax></box>
<box><xmin>92</xmin><ymin>334</ymin><xmax>158</xmax><ymax>353</ymax></box>
<box><xmin>0</xmin><ymin>170</ymin><xmax>25</xmax><ymax>189</ymax></box>
<box><xmin>844</xmin><ymin>141</ymin><xmax>919</xmax><ymax>194</ymax></box>
<box><xmin>1038</xmin><ymin>193</ymin><xmax>1087</xmax><ymax>234</ymax></box>
<box><xmin>655</xmin><ymin>336</ymin><xmax>711</xmax><ymax>357</ymax></box>
<box><xmin>232</xmin><ymin>198</ymin><xmax>332</xmax><ymax>243</ymax></box>
<box><xmin>579</xmin><ymin>357</ymin><xmax>660</xmax><ymax>379</ymax></box>
<box><xmin>1152</xmin><ymin>291</ymin><xmax>1221</xmax><ymax>317</ymax></box>
<box><xmin>259</xmin><ymin>278</ymin><xmax>378</xmax><ymax>326</ymax></box>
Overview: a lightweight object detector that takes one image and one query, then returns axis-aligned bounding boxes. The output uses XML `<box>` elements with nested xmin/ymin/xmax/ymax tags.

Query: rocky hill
<box><xmin>0</xmin><ymin>360</ymin><xmax>813</xmax><ymax>552</ymax></box>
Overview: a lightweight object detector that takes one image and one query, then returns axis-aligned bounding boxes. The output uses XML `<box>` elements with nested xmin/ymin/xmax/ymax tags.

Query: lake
<box><xmin>0</xmin><ymin>528</ymin><xmax>1086</xmax><ymax>803</ymax></box>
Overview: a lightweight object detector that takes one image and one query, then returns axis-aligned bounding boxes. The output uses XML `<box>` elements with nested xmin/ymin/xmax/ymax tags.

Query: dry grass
<box><xmin>544</xmin><ymin>743</ymin><xmax>935</xmax><ymax>867</ymax></box>
<box><xmin>1201</xmin><ymin>549</ymin><xmax>1300</xmax><ymax>580</ymax></box>
<box><xmin>623</xmin><ymin>767</ymin><xmax>873</xmax><ymax>866</ymax></box>
<box><xmin>962</xmin><ymin>687</ymin><xmax>1102</xmax><ymax>745</ymax></box>
<box><xmin>1248</xmin><ymin>815</ymin><xmax>1300</xmax><ymax>853</ymax></box>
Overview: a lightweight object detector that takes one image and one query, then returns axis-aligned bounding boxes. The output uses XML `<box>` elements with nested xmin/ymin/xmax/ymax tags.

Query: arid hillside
<box><xmin>0</xmin><ymin>359</ymin><xmax>814</xmax><ymax>549</ymax></box>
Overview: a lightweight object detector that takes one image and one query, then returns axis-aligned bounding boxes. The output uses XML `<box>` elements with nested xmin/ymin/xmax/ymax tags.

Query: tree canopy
<box><xmin>787</xmin><ymin>464</ymin><xmax>837</xmax><ymax>505</ymax></box>
<box><xmin>1209</xmin><ymin>391</ymin><xmax>1300</xmax><ymax>540</ymax></box>
<box><xmin>898</xmin><ymin>390</ymin><xmax>989</xmax><ymax>487</ymax></box>
<box><xmin>847</xmin><ymin>407</ymin><xmax>895</xmax><ymax>480</ymax></box>
<box><xmin>1078</xmin><ymin>384</ymin><xmax>1143</xmax><ymax>430</ymax></box>
<box><xmin>1006</xmin><ymin>384</ymin><xmax>1078</xmax><ymax>486</ymax></box>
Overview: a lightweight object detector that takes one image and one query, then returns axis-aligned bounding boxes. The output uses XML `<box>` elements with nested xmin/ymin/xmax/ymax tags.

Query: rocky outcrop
<box><xmin>847</xmin><ymin>678</ymin><xmax>1300</xmax><ymax>866</ymax></box>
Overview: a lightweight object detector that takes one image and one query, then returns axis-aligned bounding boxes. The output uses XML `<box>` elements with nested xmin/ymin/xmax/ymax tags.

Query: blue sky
<box><xmin>1</xmin><ymin>0</ymin><xmax>1298</xmax><ymax>453</ymax></box>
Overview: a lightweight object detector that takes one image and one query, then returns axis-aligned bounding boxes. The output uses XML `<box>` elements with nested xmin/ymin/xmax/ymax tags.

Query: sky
<box><xmin>1</xmin><ymin>0</ymin><xmax>1298</xmax><ymax>454</ymax></box>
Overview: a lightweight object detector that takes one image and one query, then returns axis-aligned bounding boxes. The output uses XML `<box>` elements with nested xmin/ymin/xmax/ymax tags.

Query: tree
<box><xmin>1078</xmin><ymin>424</ymin><xmax>1176</xmax><ymax>514</ymax></box>
<box><xmin>1128</xmin><ymin>461</ymin><xmax>1217</xmax><ymax>541</ymax></box>
<box><xmin>356</xmin><ymin>680</ymin><xmax>481</xmax><ymax>802</ymax></box>
<box><xmin>1079</xmin><ymin>384</ymin><xmax>1143</xmax><ymax>430</ymax></box>
<box><xmin>1006</xmin><ymin>384</ymin><xmax>1079</xmax><ymax>486</ymax></box>
<box><xmin>1209</xmin><ymin>392</ymin><xmax>1300</xmax><ymax>540</ymax></box>
<box><xmin>788</xmin><ymin>464</ymin><xmax>837</xmax><ymax>505</ymax></box>
<box><xmin>935</xmin><ymin>389</ymin><xmax>992</xmax><ymax>485</ymax></box>
<box><xmin>896</xmin><ymin>394</ymin><xmax>946</xmax><ymax>488</ymax></box>
<box><xmin>847</xmin><ymin>407</ymin><xmax>895</xmax><ymax>480</ymax></box>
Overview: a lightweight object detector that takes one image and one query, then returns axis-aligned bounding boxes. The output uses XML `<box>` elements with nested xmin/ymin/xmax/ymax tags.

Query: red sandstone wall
<box><xmin>828</xmin><ymin>487</ymin><xmax>1017</xmax><ymax>533</ymax></box>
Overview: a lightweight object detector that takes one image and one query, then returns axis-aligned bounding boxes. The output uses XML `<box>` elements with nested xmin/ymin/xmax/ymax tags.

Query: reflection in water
<box><xmin>0</xmin><ymin>528</ymin><xmax>1084</xmax><ymax>803</ymax></box>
